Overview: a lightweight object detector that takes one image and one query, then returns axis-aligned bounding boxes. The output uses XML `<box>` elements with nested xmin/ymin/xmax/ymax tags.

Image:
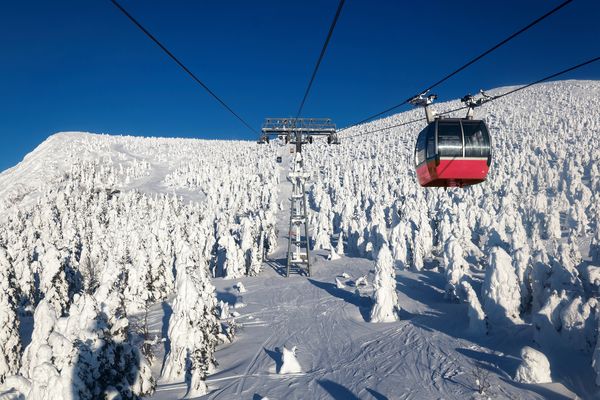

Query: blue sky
<box><xmin>0</xmin><ymin>0</ymin><xmax>598</xmax><ymax>172</ymax></box>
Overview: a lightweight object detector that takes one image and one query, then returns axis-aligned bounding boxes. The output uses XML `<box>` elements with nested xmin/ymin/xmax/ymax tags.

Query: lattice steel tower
<box><xmin>260</xmin><ymin>118</ymin><xmax>338</xmax><ymax>276</ymax></box>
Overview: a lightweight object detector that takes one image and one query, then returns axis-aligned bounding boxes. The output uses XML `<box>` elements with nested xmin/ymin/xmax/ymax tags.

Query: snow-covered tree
<box><xmin>335</xmin><ymin>231</ymin><xmax>344</xmax><ymax>257</ymax></box>
<box><xmin>39</xmin><ymin>246</ymin><xmax>80</xmax><ymax>316</ymax></box>
<box><xmin>545</xmin><ymin>209</ymin><xmax>562</xmax><ymax>240</ymax></box>
<box><xmin>0</xmin><ymin>247</ymin><xmax>21</xmax><ymax>384</ymax></box>
<box><xmin>370</xmin><ymin>245</ymin><xmax>399</xmax><ymax>323</ymax></box>
<box><xmin>443</xmin><ymin>236</ymin><xmax>469</xmax><ymax>301</ymax></box>
<box><xmin>410</xmin><ymin>235</ymin><xmax>425</xmax><ymax>272</ymax></box>
<box><xmin>390</xmin><ymin>222</ymin><xmax>409</xmax><ymax>269</ymax></box>
<box><xmin>590</xmin><ymin>228</ymin><xmax>600</xmax><ymax>264</ymax></box>
<box><xmin>69</xmin><ymin>294</ymin><xmax>155</xmax><ymax>399</ymax></box>
<box><xmin>514</xmin><ymin>346</ymin><xmax>552</xmax><ymax>384</ymax></box>
<box><xmin>162</xmin><ymin>245</ymin><xmax>219</xmax><ymax>397</ymax></box>
<box><xmin>327</xmin><ymin>243</ymin><xmax>341</xmax><ymax>260</ymax></box>
<box><xmin>18</xmin><ymin>292</ymin><xmax>155</xmax><ymax>399</ymax></box>
<box><xmin>247</xmin><ymin>242</ymin><xmax>263</xmax><ymax>276</ymax></box>
<box><xmin>20</xmin><ymin>300</ymin><xmax>58</xmax><ymax>381</ymax></box>
<box><xmin>215</xmin><ymin>233</ymin><xmax>245</xmax><ymax>279</ymax></box>
<box><xmin>461</xmin><ymin>281</ymin><xmax>487</xmax><ymax>336</ymax></box>
<box><xmin>533</xmin><ymin>290</ymin><xmax>571</xmax><ymax>346</ymax></box>
<box><xmin>558</xmin><ymin>296</ymin><xmax>597</xmax><ymax>351</ymax></box>
<box><xmin>313</xmin><ymin>211</ymin><xmax>333</xmax><ymax>251</ymax></box>
<box><xmin>481</xmin><ymin>247</ymin><xmax>521</xmax><ymax>324</ymax></box>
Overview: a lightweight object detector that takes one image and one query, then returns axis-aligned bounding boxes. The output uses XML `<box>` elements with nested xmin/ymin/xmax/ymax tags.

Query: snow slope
<box><xmin>0</xmin><ymin>80</ymin><xmax>598</xmax><ymax>399</ymax></box>
<box><xmin>0</xmin><ymin>133</ymin><xmax>280</xmax><ymax>398</ymax></box>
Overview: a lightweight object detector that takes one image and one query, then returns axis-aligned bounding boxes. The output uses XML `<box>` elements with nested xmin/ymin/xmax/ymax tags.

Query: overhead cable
<box><xmin>339</xmin><ymin>0</ymin><xmax>575</xmax><ymax>133</ymax></box>
<box><xmin>109</xmin><ymin>0</ymin><xmax>258</xmax><ymax>134</ymax></box>
<box><xmin>296</xmin><ymin>0</ymin><xmax>346</xmax><ymax>118</ymax></box>
<box><xmin>343</xmin><ymin>55</ymin><xmax>600</xmax><ymax>140</ymax></box>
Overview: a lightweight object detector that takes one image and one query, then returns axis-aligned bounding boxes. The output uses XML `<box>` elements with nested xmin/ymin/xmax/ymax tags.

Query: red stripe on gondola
<box><xmin>416</xmin><ymin>158</ymin><xmax>489</xmax><ymax>188</ymax></box>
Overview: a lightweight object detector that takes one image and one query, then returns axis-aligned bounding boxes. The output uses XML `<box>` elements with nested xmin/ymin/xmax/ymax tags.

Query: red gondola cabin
<box><xmin>414</xmin><ymin>118</ymin><xmax>491</xmax><ymax>188</ymax></box>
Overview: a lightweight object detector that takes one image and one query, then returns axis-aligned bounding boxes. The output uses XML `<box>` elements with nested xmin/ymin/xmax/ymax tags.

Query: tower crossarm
<box><xmin>261</xmin><ymin>117</ymin><xmax>336</xmax><ymax>135</ymax></box>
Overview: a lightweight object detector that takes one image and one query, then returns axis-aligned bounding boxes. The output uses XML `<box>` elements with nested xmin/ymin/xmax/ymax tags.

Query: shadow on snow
<box><xmin>307</xmin><ymin>278</ymin><xmax>372</xmax><ymax>322</ymax></box>
<box><xmin>159</xmin><ymin>301</ymin><xmax>172</xmax><ymax>377</ymax></box>
<box><xmin>263</xmin><ymin>347</ymin><xmax>283</xmax><ymax>373</ymax></box>
<box><xmin>317</xmin><ymin>379</ymin><xmax>359</xmax><ymax>400</ymax></box>
<box><xmin>395</xmin><ymin>270</ymin><xmax>591</xmax><ymax>400</ymax></box>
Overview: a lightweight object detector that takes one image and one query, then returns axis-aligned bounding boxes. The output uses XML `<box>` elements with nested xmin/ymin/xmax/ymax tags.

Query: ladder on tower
<box><xmin>287</xmin><ymin>152</ymin><xmax>311</xmax><ymax>276</ymax></box>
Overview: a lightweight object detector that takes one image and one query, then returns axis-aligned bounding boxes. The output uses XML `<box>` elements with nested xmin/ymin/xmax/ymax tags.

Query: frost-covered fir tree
<box><xmin>328</xmin><ymin>243</ymin><xmax>341</xmax><ymax>260</ymax></box>
<box><xmin>481</xmin><ymin>247</ymin><xmax>521</xmax><ymax>324</ymax></box>
<box><xmin>461</xmin><ymin>281</ymin><xmax>486</xmax><ymax>336</ymax></box>
<box><xmin>409</xmin><ymin>237</ymin><xmax>424</xmax><ymax>272</ymax></box>
<box><xmin>313</xmin><ymin>212</ymin><xmax>333</xmax><ymax>251</ymax></box>
<box><xmin>390</xmin><ymin>222</ymin><xmax>409</xmax><ymax>269</ymax></box>
<box><xmin>69</xmin><ymin>294</ymin><xmax>155</xmax><ymax>400</ymax></box>
<box><xmin>215</xmin><ymin>233</ymin><xmax>245</xmax><ymax>279</ymax></box>
<box><xmin>545</xmin><ymin>209</ymin><xmax>562</xmax><ymax>240</ymax></box>
<box><xmin>370</xmin><ymin>245</ymin><xmax>399</xmax><ymax>323</ymax></box>
<box><xmin>549</xmin><ymin>244</ymin><xmax>584</xmax><ymax>297</ymax></box>
<box><xmin>123</xmin><ymin>236</ymin><xmax>154</xmax><ymax>313</ymax></box>
<box><xmin>247</xmin><ymin>241</ymin><xmax>263</xmax><ymax>276</ymax></box>
<box><xmin>71</xmin><ymin>294</ymin><xmax>155</xmax><ymax>399</ymax></box>
<box><xmin>590</xmin><ymin>228</ymin><xmax>600</xmax><ymax>264</ymax></box>
<box><xmin>18</xmin><ymin>293</ymin><xmax>155</xmax><ymax>399</ymax></box>
<box><xmin>558</xmin><ymin>296</ymin><xmax>597</xmax><ymax>351</ymax></box>
<box><xmin>533</xmin><ymin>290</ymin><xmax>570</xmax><ymax>346</ymax></box>
<box><xmin>443</xmin><ymin>236</ymin><xmax>469</xmax><ymax>301</ymax></box>
<box><xmin>162</xmin><ymin>244</ymin><xmax>219</xmax><ymax>397</ymax></box>
<box><xmin>335</xmin><ymin>231</ymin><xmax>344</xmax><ymax>257</ymax></box>
<box><xmin>39</xmin><ymin>246</ymin><xmax>80</xmax><ymax>316</ymax></box>
<box><xmin>239</xmin><ymin>218</ymin><xmax>255</xmax><ymax>271</ymax></box>
<box><xmin>0</xmin><ymin>247</ymin><xmax>21</xmax><ymax>384</ymax></box>
<box><xmin>20</xmin><ymin>300</ymin><xmax>58</xmax><ymax>381</ymax></box>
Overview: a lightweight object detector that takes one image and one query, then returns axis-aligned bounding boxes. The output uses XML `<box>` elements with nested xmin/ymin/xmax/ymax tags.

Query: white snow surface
<box><xmin>0</xmin><ymin>80</ymin><xmax>599</xmax><ymax>399</ymax></box>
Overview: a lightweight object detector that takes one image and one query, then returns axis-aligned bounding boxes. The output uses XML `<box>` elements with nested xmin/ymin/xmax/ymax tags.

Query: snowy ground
<box><xmin>153</xmin><ymin>257</ymin><xmax>579</xmax><ymax>399</ymax></box>
<box><xmin>147</xmin><ymin>150</ymin><xmax>579</xmax><ymax>399</ymax></box>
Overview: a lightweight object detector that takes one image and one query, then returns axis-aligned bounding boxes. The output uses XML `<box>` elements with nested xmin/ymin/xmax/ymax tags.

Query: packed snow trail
<box><xmin>165</xmin><ymin>261</ymin><xmax>575</xmax><ymax>399</ymax></box>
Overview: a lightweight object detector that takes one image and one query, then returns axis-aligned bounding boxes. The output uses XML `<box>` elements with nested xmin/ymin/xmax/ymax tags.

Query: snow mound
<box><xmin>234</xmin><ymin>282</ymin><xmax>247</xmax><ymax>293</ymax></box>
<box><xmin>514</xmin><ymin>346</ymin><xmax>552</xmax><ymax>384</ymax></box>
<box><xmin>0</xmin><ymin>375</ymin><xmax>31</xmax><ymax>399</ymax></box>
<box><xmin>355</xmin><ymin>276</ymin><xmax>368</xmax><ymax>287</ymax></box>
<box><xmin>279</xmin><ymin>346</ymin><xmax>302</xmax><ymax>374</ymax></box>
<box><xmin>327</xmin><ymin>246</ymin><xmax>341</xmax><ymax>260</ymax></box>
